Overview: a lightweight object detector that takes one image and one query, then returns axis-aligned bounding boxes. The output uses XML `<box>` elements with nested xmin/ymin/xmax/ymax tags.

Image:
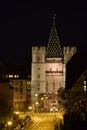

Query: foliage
<box><xmin>63</xmin><ymin>72</ymin><xmax>87</xmax><ymax>114</ymax></box>
<box><xmin>57</xmin><ymin>87</ymin><xmax>65</xmax><ymax>99</ymax></box>
<box><xmin>63</xmin><ymin>86</ymin><xmax>85</xmax><ymax>114</ymax></box>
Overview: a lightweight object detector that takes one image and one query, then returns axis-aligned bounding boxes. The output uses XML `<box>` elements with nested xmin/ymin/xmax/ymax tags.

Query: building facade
<box><xmin>9</xmin><ymin>79</ymin><xmax>31</xmax><ymax>112</ymax></box>
<box><xmin>31</xmin><ymin>16</ymin><xmax>77</xmax><ymax>111</ymax></box>
<box><xmin>0</xmin><ymin>63</ymin><xmax>31</xmax><ymax>112</ymax></box>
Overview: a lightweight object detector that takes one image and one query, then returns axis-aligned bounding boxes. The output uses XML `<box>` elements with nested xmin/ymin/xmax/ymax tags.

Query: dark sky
<box><xmin>0</xmin><ymin>1</ymin><xmax>87</xmax><ymax>64</ymax></box>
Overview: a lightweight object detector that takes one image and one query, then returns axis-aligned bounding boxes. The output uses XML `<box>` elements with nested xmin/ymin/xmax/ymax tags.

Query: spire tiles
<box><xmin>46</xmin><ymin>15</ymin><xmax>63</xmax><ymax>58</ymax></box>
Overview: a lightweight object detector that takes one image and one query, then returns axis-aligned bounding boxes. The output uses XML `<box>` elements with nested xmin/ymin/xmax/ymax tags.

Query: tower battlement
<box><xmin>63</xmin><ymin>46</ymin><xmax>77</xmax><ymax>64</ymax></box>
<box><xmin>32</xmin><ymin>46</ymin><xmax>45</xmax><ymax>54</ymax></box>
<box><xmin>32</xmin><ymin>46</ymin><xmax>45</xmax><ymax>63</ymax></box>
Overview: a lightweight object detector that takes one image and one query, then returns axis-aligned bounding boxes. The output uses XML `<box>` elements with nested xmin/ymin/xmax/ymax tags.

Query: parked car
<box><xmin>14</xmin><ymin>115</ymin><xmax>31</xmax><ymax>130</ymax></box>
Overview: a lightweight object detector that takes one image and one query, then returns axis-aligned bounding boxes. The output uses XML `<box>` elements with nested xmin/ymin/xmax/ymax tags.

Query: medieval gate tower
<box><xmin>31</xmin><ymin>15</ymin><xmax>77</xmax><ymax>110</ymax></box>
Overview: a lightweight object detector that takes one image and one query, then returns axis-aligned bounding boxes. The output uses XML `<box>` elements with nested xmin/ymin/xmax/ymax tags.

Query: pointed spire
<box><xmin>46</xmin><ymin>15</ymin><xmax>63</xmax><ymax>58</ymax></box>
<box><xmin>53</xmin><ymin>14</ymin><xmax>56</xmax><ymax>26</ymax></box>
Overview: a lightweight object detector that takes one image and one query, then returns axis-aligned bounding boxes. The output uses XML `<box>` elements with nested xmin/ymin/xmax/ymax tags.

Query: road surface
<box><xmin>24</xmin><ymin>112</ymin><xmax>63</xmax><ymax>130</ymax></box>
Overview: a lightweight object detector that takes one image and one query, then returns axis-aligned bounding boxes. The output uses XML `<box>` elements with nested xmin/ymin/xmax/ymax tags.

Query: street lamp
<box><xmin>7</xmin><ymin>121</ymin><xmax>12</xmax><ymax>130</ymax></box>
<box><xmin>36</xmin><ymin>101</ymin><xmax>39</xmax><ymax>105</ymax></box>
<box><xmin>28</xmin><ymin>106</ymin><xmax>32</xmax><ymax>111</ymax></box>
<box><xmin>15</xmin><ymin>111</ymin><xmax>19</xmax><ymax>115</ymax></box>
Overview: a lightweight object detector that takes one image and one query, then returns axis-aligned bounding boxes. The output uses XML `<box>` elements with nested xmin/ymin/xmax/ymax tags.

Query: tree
<box><xmin>63</xmin><ymin>72</ymin><xmax>86</xmax><ymax>115</ymax></box>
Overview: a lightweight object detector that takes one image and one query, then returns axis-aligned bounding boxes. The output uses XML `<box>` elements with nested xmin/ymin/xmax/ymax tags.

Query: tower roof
<box><xmin>46</xmin><ymin>15</ymin><xmax>63</xmax><ymax>58</ymax></box>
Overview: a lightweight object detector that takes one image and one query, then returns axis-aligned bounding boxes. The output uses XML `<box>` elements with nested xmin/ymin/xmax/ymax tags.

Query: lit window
<box><xmin>9</xmin><ymin>75</ymin><xmax>13</xmax><ymax>78</ymax></box>
<box><xmin>14</xmin><ymin>75</ymin><xmax>19</xmax><ymax>78</ymax></box>
<box><xmin>27</xmin><ymin>81</ymin><xmax>31</xmax><ymax>84</ymax></box>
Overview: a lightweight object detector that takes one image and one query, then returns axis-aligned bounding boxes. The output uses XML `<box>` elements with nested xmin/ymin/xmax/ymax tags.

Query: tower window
<box><xmin>38</xmin><ymin>74</ymin><xmax>40</xmax><ymax>78</ymax></box>
<box><xmin>37</xmin><ymin>87</ymin><xmax>40</xmax><ymax>91</ymax></box>
<box><xmin>36</xmin><ymin>56</ymin><xmax>40</xmax><ymax>61</ymax></box>
<box><xmin>46</xmin><ymin>86</ymin><xmax>48</xmax><ymax>92</ymax></box>
<box><xmin>38</xmin><ymin>56</ymin><xmax>40</xmax><ymax>61</ymax></box>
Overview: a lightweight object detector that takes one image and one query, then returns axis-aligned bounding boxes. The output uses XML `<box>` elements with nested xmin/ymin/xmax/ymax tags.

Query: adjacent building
<box><xmin>0</xmin><ymin>63</ymin><xmax>31</xmax><ymax>112</ymax></box>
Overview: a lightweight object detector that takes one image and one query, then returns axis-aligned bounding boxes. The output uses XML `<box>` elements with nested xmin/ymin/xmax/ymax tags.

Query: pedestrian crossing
<box><xmin>25</xmin><ymin>118</ymin><xmax>58</xmax><ymax>130</ymax></box>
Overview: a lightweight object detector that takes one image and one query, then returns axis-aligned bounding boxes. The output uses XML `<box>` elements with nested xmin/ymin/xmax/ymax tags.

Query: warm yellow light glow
<box><xmin>41</xmin><ymin>97</ymin><xmax>44</xmax><ymax>100</ymax></box>
<box><xmin>36</xmin><ymin>102</ymin><xmax>39</xmax><ymax>105</ymax></box>
<box><xmin>45</xmin><ymin>96</ymin><xmax>48</xmax><ymax>99</ymax></box>
<box><xmin>55</xmin><ymin>91</ymin><xmax>57</xmax><ymax>94</ymax></box>
<box><xmin>84</xmin><ymin>80</ymin><xmax>86</xmax><ymax>91</ymax></box>
<box><xmin>14</xmin><ymin>75</ymin><xmax>19</xmax><ymax>78</ymax></box>
<box><xmin>35</xmin><ymin>94</ymin><xmax>38</xmax><ymax>97</ymax></box>
<box><xmin>15</xmin><ymin>111</ymin><xmax>19</xmax><ymax>114</ymax></box>
<box><xmin>7</xmin><ymin>121</ymin><xmax>12</xmax><ymax>126</ymax></box>
<box><xmin>28</xmin><ymin>106</ymin><xmax>32</xmax><ymax>110</ymax></box>
<box><xmin>9</xmin><ymin>75</ymin><xmax>13</xmax><ymax>78</ymax></box>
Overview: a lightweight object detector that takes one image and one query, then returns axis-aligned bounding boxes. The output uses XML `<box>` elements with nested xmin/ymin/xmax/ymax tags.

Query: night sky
<box><xmin>0</xmin><ymin>1</ymin><xmax>87</xmax><ymax>64</ymax></box>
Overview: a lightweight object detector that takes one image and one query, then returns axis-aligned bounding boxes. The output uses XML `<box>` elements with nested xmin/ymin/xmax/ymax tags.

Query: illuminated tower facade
<box><xmin>45</xmin><ymin>16</ymin><xmax>63</xmax><ymax>93</ymax></box>
<box><xmin>31</xmin><ymin>47</ymin><xmax>46</xmax><ymax>104</ymax></box>
<box><xmin>31</xmin><ymin>15</ymin><xmax>77</xmax><ymax>110</ymax></box>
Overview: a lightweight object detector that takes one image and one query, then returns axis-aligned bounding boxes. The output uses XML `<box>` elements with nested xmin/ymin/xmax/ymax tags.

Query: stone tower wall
<box><xmin>31</xmin><ymin>46</ymin><xmax>46</xmax><ymax>103</ymax></box>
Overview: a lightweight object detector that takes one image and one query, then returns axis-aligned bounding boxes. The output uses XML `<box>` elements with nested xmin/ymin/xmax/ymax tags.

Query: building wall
<box><xmin>31</xmin><ymin>46</ymin><xmax>64</xmax><ymax>106</ymax></box>
<box><xmin>9</xmin><ymin>79</ymin><xmax>31</xmax><ymax>111</ymax></box>
<box><xmin>31</xmin><ymin>47</ymin><xmax>46</xmax><ymax>103</ymax></box>
<box><xmin>45</xmin><ymin>57</ymin><xmax>63</xmax><ymax>93</ymax></box>
<box><xmin>31</xmin><ymin>46</ymin><xmax>77</xmax><ymax>108</ymax></box>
